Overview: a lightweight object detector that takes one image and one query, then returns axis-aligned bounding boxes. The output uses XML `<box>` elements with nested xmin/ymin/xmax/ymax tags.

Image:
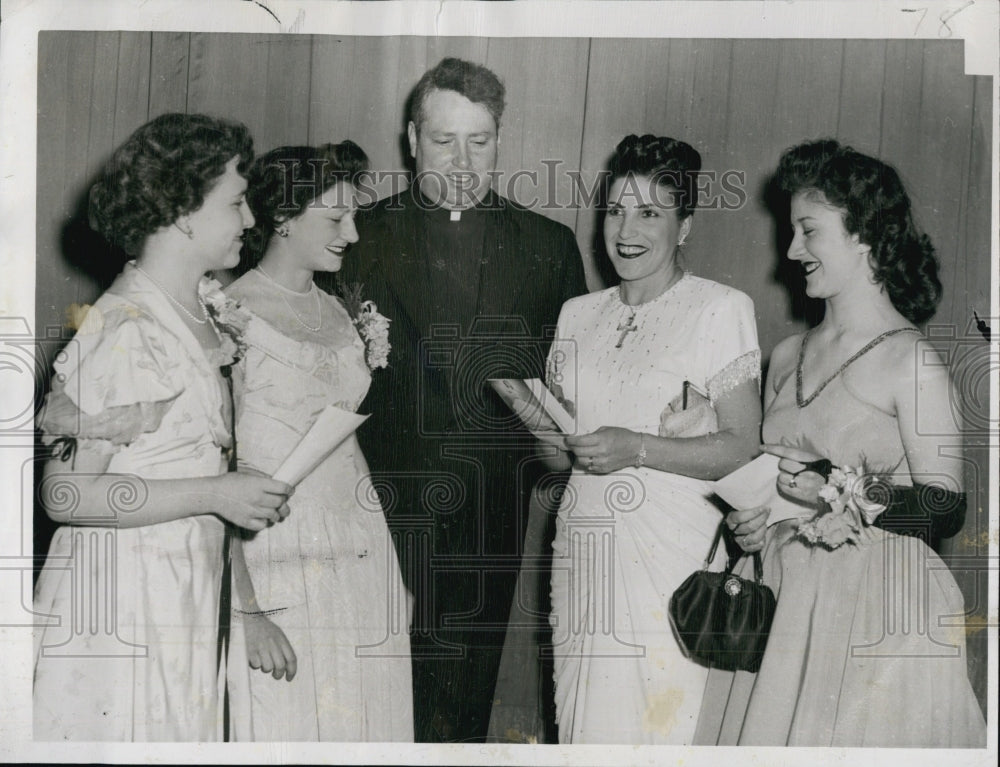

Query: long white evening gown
<box><xmin>547</xmin><ymin>273</ymin><xmax>760</xmax><ymax>744</ymax></box>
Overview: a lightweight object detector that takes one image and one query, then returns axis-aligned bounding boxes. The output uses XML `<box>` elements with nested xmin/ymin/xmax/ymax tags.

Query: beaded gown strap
<box><xmin>795</xmin><ymin>327</ymin><xmax>919</xmax><ymax>408</ymax></box>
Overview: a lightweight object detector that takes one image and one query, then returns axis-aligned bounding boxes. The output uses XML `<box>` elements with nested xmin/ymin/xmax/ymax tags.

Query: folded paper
<box><xmin>710</xmin><ymin>453</ymin><xmax>813</xmax><ymax>526</ymax></box>
<box><xmin>488</xmin><ymin>378</ymin><xmax>575</xmax><ymax>446</ymax></box>
<box><xmin>272</xmin><ymin>405</ymin><xmax>369</xmax><ymax>486</ymax></box>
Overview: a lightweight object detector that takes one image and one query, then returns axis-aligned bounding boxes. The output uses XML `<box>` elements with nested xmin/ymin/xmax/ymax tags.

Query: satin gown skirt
<box><xmin>695</xmin><ymin>520</ymin><xmax>986</xmax><ymax>747</ymax></box>
<box><xmin>218</xmin><ymin>284</ymin><xmax>414</xmax><ymax>742</ymax></box>
<box><xmin>227</xmin><ymin>436</ymin><xmax>413</xmax><ymax>742</ymax></box>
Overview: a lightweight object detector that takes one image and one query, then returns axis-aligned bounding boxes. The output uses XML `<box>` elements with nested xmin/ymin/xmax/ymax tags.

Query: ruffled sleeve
<box><xmin>699</xmin><ymin>289</ymin><xmax>761</xmax><ymax>402</ymax></box>
<box><xmin>38</xmin><ymin>302</ymin><xmax>183</xmax><ymax>451</ymax></box>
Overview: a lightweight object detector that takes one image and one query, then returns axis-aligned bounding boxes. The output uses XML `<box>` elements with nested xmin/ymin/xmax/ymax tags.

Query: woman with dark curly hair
<box><xmin>222</xmin><ymin>143</ymin><xmax>413</xmax><ymax>740</ymax></box>
<box><xmin>33</xmin><ymin>113</ymin><xmax>293</xmax><ymax>741</ymax></box>
<box><xmin>696</xmin><ymin>140</ymin><xmax>985</xmax><ymax>746</ymax></box>
<box><xmin>543</xmin><ymin>134</ymin><xmax>761</xmax><ymax>743</ymax></box>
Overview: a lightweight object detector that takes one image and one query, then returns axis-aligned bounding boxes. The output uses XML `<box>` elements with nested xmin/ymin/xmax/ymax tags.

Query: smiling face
<box><xmin>787</xmin><ymin>190</ymin><xmax>873</xmax><ymax>300</ymax></box>
<box><xmin>284</xmin><ymin>180</ymin><xmax>359</xmax><ymax>273</ymax></box>
<box><xmin>184</xmin><ymin>156</ymin><xmax>254</xmax><ymax>271</ymax></box>
<box><xmin>604</xmin><ymin>173</ymin><xmax>691</xmax><ymax>291</ymax></box>
<box><xmin>408</xmin><ymin>88</ymin><xmax>498</xmax><ymax>210</ymax></box>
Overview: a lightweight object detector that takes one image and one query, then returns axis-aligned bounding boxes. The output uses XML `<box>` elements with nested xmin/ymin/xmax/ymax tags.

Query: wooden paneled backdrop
<box><xmin>36</xmin><ymin>32</ymin><xmax>992</xmax><ymax>708</ymax></box>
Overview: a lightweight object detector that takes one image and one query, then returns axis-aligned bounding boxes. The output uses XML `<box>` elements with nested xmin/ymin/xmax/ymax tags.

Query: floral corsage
<box><xmin>202</xmin><ymin>277</ymin><xmax>251</xmax><ymax>369</ymax></box>
<box><xmin>795</xmin><ymin>464</ymin><xmax>889</xmax><ymax>549</ymax></box>
<box><xmin>336</xmin><ymin>276</ymin><xmax>391</xmax><ymax>370</ymax></box>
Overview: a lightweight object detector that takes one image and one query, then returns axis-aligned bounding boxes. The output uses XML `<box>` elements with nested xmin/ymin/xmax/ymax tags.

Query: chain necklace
<box><xmin>795</xmin><ymin>326</ymin><xmax>919</xmax><ymax>408</ymax></box>
<box><xmin>254</xmin><ymin>265</ymin><xmax>322</xmax><ymax>333</ymax></box>
<box><xmin>132</xmin><ymin>263</ymin><xmax>207</xmax><ymax>324</ymax></box>
<box><xmin>614</xmin><ymin>270</ymin><xmax>686</xmax><ymax>348</ymax></box>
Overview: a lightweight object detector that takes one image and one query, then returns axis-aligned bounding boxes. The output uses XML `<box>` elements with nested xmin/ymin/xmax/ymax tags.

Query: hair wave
<box><xmin>88</xmin><ymin>113</ymin><xmax>254</xmax><ymax>256</ymax></box>
<box><xmin>776</xmin><ymin>138</ymin><xmax>941</xmax><ymax>324</ymax></box>
<box><xmin>239</xmin><ymin>141</ymin><xmax>369</xmax><ymax>270</ymax></box>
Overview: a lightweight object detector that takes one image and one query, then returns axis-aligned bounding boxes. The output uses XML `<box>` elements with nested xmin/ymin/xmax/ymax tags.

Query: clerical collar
<box><xmin>414</xmin><ymin>187</ymin><xmax>500</xmax><ymax>222</ymax></box>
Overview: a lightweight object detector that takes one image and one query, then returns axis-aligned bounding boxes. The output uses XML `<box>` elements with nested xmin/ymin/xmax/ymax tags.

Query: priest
<box><xmin>333</xmin><ymin>57</ymin><xmax>586</xmax><ymax>743</ymax></box>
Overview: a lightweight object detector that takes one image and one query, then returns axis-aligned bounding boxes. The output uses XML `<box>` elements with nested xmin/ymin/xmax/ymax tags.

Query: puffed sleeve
<box><xmin>698</xmin><ymin>289</ymin><xmax>761</xmax><ymax>403</ymax></box>
<box><xmin>38</xmin><ymin>303</ymin><xmax>183</xmax><ymax>453</ymax></box>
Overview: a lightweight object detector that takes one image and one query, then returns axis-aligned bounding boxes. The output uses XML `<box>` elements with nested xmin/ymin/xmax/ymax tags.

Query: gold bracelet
<box><xmin>634</xmin><ymin>432</ymin><xmax>647</xmax><ymax>469</ymax></box>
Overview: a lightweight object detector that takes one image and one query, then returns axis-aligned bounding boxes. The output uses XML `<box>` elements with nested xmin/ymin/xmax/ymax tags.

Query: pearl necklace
<box><xmin>133</xmin><ymin>263</ymin><xmax>207</xmax><ymax>324</ymax></box>
<box><xmin>254</xmin><ymin>265</ymin><xmax>322</xmax><ymax>333</ymax></box>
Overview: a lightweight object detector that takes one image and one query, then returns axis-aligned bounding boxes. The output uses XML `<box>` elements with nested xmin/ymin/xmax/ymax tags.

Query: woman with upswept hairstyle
<box><xmin>543</xmin><ymin>134</ymin><xmax>762</xmax><ymax>744</ymax></box>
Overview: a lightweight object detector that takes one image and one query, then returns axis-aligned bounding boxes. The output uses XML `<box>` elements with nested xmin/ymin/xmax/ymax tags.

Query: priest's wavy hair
<box><xmin>410</xmin><ymin>57</ymin><xmax>506</xmax><ymax>133</ymax></box>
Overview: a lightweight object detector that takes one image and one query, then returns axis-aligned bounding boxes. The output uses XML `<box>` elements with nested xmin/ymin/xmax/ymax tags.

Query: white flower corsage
<box><xmin>796</xmin><ymin>464</ymin><xmax>889</xmax><ymax>549</ymax></box>
<box><xmin>201</xmin><ymin>277</ymin><xmax>251</xmax><ymax>367</ymax></box>
<box><xmin>337</xmin><ymin>277</ymin><xmax>391</xmax><ymax>370</ymax></box>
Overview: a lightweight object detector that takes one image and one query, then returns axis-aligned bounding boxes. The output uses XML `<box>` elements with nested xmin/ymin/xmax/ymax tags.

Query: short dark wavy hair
<box><xmin>409</xmin><ymin>57</ymin><xmax>505</xmax><ymax>133</ymax></box>
<box><xmin>88</xmin><ymin>112</ymin><xmax>254</xmax><ymax>256</ymax></box>
<box><xmin>608</xmin><ymin>134</ymin><xmax>702</xmax><ymax>220</ymax></box>
<box><xmin>239</xmin><ymin>141</ymin><xmax>369</xmax><ymax>270</ymax></box>
<box><xmin>776</xmin><ymin>139</ymin><xmax>941</xmax><ymax>324</ymax></box>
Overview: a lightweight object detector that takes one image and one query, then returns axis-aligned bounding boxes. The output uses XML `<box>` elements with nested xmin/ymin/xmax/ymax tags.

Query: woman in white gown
<box><xmin>543</xmin><ymin>134</ymin><xmax>762</xmax><ymax>744</ymax></box>
<box><xmin>224</xmin><ymin>142</ymin><xmax>413</xmax><ymax>741</ymax></box>
<box><xmin>33</xmin><ymin>113</ymin><xmax>293</xmax><ymax>741</ymax></box>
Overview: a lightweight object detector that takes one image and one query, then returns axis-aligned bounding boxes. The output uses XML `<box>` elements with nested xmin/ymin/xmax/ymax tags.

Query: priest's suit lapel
<box><xmin>378</xmin><ymin>198</ymin><xmax>437</xmax><ymax>339</ymax></box>
<box><xmin>474</xmin><ymin>194</ymin><xmax>525</xmax><ymax>332</ymax></box>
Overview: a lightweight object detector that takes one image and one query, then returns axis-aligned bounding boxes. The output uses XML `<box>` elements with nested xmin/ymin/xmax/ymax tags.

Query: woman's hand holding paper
<box><xmin>212</xmin><ymin>473</ymin><xmax>293</xmax><ymax>531</ymax></box>
<box><xmin>565</xmin><ymin>426</ymin><xmax>641</xmax><ymax>474</ymax></box>
<box><xmin>726</xmin><ymin>504</ymin><xmax>770</xmax><ymax>553</ymax></box>
<box><xmin>762</xmin><ymin>443</ymin><xmax>830</xmax><ymax>506</ymax></box>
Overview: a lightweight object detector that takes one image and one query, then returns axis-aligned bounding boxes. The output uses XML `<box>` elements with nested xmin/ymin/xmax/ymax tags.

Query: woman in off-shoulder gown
<box><xmin>224</xmin><ymin>142</ymin><xmax>412</xmax><ymax>741</ymax></box>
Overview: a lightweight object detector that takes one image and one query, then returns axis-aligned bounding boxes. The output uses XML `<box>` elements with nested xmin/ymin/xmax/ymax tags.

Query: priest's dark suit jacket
<box><xmin>331</xmin><ymin>186</ymin><xmax>586</xmax><ymax>742</ymax></box>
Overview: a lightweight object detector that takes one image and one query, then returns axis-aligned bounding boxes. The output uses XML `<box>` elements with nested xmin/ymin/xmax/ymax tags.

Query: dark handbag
<box><xmin>668</xmin><ymin>522</ymin><xmax>776</xmax><ymax>672</ymax></box>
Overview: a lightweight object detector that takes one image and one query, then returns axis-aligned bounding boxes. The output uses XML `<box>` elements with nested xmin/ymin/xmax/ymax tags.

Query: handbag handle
<box><xmin>703</xmin><ymin>519</ymin><xmax>765</xmax><ymax>584</ymax></box>
<box><xmin>702</xmin><ymin>519</ymin><xmax>725</xmax><ymax>569</ymax></box>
